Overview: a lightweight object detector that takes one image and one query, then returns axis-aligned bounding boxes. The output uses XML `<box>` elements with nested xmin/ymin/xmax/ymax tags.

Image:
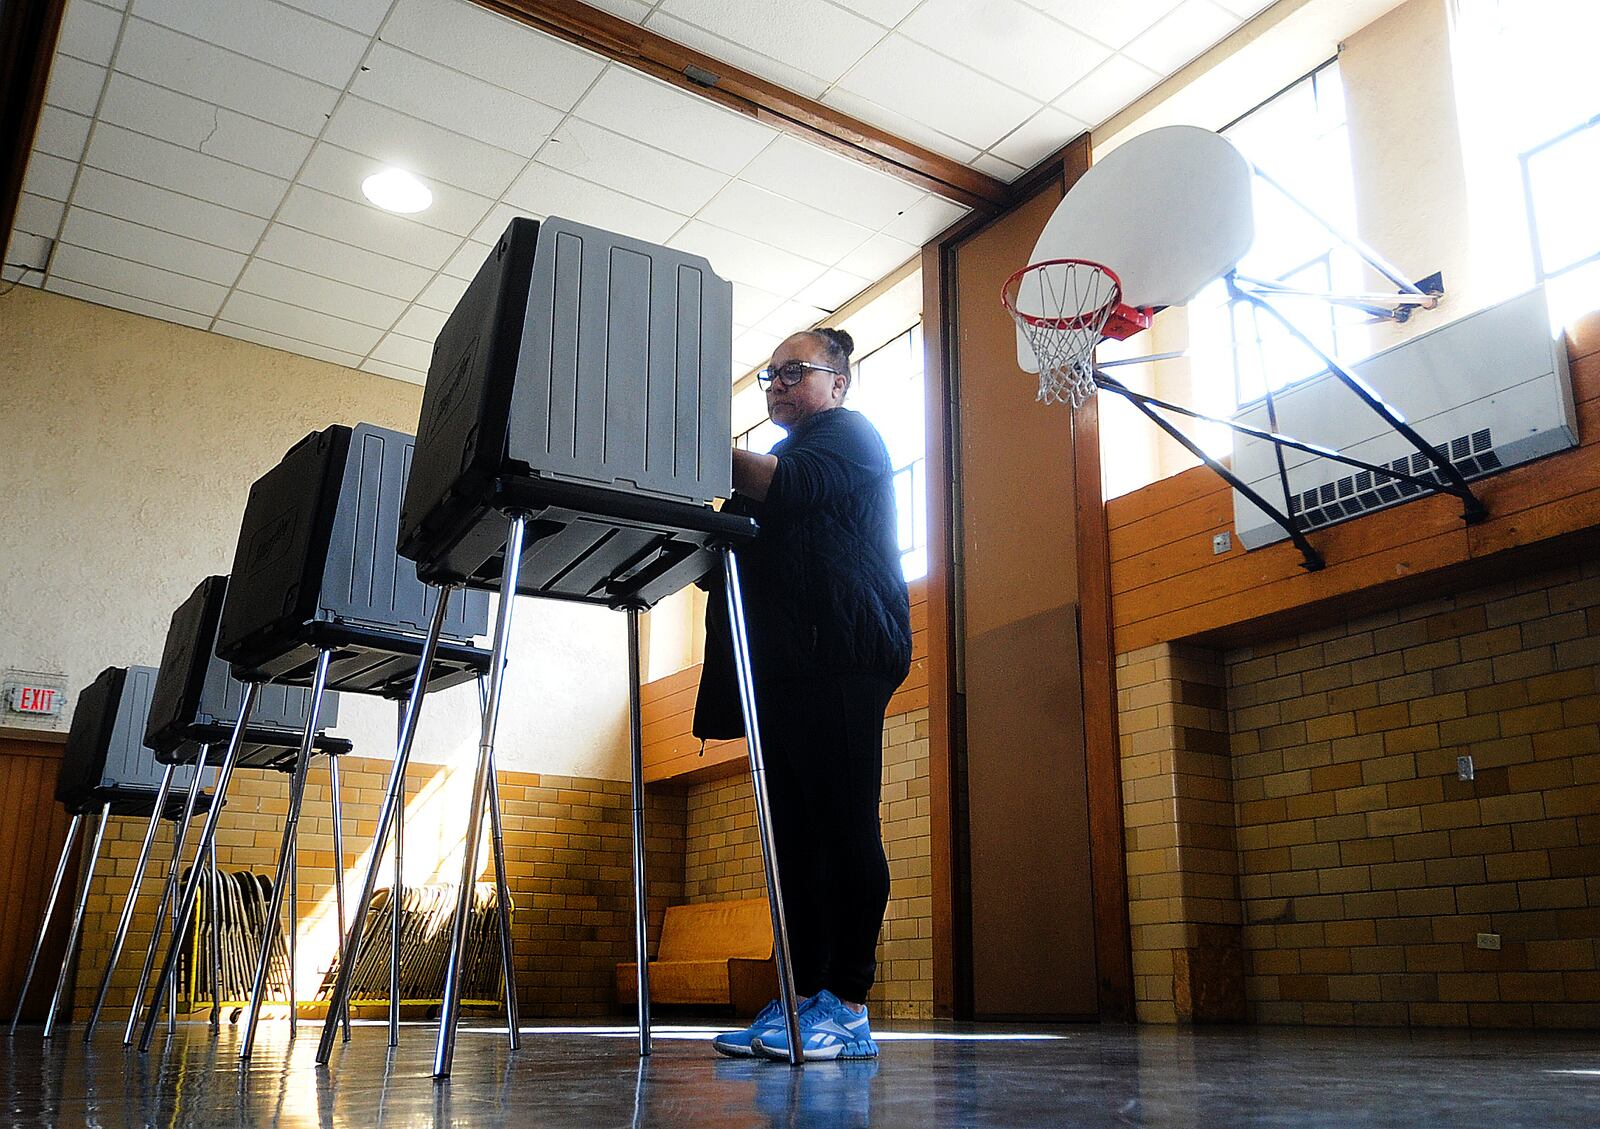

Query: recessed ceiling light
<box><xmin>362</xmin><ymin>168</ymin><xmax>432</xmax><ymax>214</ymax></box>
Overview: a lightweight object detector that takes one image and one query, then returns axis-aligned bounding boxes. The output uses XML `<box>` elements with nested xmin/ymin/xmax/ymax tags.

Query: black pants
<box><xmin>756</xmin><ymin>673</ymin><xmax>895</xmax><ymax>1004</ymax></box>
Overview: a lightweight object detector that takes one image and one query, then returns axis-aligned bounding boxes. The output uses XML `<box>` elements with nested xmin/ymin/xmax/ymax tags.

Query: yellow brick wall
<box><xmin>71</xmin><ymin>756</ymin><xmax>685</xmax><ymax>1021</ymax></box>
<box><xmin>679</xmin><ymin>706</ymin><xmax>934</xmax><ymax>1019</ymax></box>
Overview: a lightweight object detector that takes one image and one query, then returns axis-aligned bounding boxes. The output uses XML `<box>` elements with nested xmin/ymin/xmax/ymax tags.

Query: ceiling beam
<box><xmin>465</xmin><ymin>0</ymin><xmax>1011</xmax><ymax>214</ymax></box>
<box><xmin>0</xmin><ymin>0</ymin><xmax>66</xmax><ymax>270</ymax></box>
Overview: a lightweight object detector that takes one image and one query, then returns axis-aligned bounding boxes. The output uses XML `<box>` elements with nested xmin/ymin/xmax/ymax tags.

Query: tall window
<box><xmin>734</xmin><ymin>324</ymin><xmax>927</xmax><ymax>581</ymax></box>
<box><xmin>1521</xmin><ymin>116</ymin><xmax>1600</xmax><ymax>328</ymax></box>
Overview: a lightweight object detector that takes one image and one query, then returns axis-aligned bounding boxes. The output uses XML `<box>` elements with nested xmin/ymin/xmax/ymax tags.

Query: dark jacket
<box><xmin>693</xmin><ymin>408</ymin><xmax>913</xmax><ymax>739</ymax></box>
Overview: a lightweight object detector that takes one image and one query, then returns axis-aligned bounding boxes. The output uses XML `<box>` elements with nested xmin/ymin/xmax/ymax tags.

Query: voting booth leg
<box><xmin>315</xmin><ymin>588</ymin><xmax>455</xmax><ymax>1066</ymax></box>
<box><xmin>83</xmin><ymin>765</ymin><xmax>177</xmax><ymax>1039</ymax></box>
<box><xmin>434</xmin><ymin>513</ymin><xmax>526</xmax><ymax>1080</ymax></box>
<box><xmin>42</xmin><ymin>803</ymin><xmax>111</xmax><ymax>1038</ymax></box>
<box><xmin>239</xmin><ymin>652</ymin><xmax>333</xmax><ymax>1060</ymax></box>
<box><xmin>476</xmin><ymin>676</ymin><xmax>521</xmax><ymax>1049</ymax></box>
<box><xmin>208</xmin><ymin>839</ymin><xmax>224</xmax><ymax>1029</ymax></box>
<box><xmin>391</xmin><ymin>698</ymin><xmax>406</xmax><ymax>1048</ymax></box>
<box><xmin>126</xmin><ymin>743</ymin><xmax>210</xmax><ymax>1045</ymax></box>
<box><xmin>7</xmin><ymin>814</ymin><xmax>84</xmax><ymax>1035</ymax></box>
<box><xmin>328</xmin><ymin>754</ymin><xmax>353</xmax><ymax>1043</ymax></box>
<box><xmin>626</xmin><ymin>606</ymin><xmax>652</xmax><ymax>1057</ymax></box>
<box><xmin>721</xmin><ymin>547</ymin><xmax>802</xmax><ymax>1066</ymax></box>
<box><xmin>140</xmin><ymin>692</ymin><xmax>256</xmax><ymax>1051</ymax></box>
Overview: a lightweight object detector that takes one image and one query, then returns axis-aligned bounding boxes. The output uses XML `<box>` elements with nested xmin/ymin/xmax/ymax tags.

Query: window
<box><xmin>1522</xmin><ymin>114</ymin><xmax>1600</xmax><ymax>325</ymax></box>
<box><xmin>733</xmin><ymin>324</ymin><xmax>927</xmax><ymax>581</ymax></box>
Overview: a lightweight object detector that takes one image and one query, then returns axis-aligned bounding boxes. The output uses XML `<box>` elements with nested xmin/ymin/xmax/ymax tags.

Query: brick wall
<box><xmin>71</xmin><ymin>756</ymin><xmax>685</xmax><ymax>1021</ymax></box>
<box><xmin>678</xmin><ymin>706</ymin><xmax>934</xmax><ymax>1018</ymax></box>
<box><xmin>1117</xmin><ymin>556</ymin><xmax>1600</xmax><ymax>1028</ymax></box>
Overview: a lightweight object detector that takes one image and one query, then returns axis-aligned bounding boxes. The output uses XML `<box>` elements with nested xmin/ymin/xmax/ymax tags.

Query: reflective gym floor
<box><xmin>5</xmin><ymin>1018</ymin><xmax>1599</xmax><ymax>1128</ymax></box>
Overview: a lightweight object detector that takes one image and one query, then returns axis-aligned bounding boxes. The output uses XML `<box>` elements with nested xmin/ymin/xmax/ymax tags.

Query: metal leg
<box><xmin>477</xmin><ymin>676</ymin><xmax>520</xmax><ymax>1050</ymax></box>
<box><xmin>434</xmin><ymin>514</ymin><xmax>526</xmax><ymax>1079</ymax></box>
<box><xmin>84</xmin><ymin>765</ymin><xmax>176</xmax><ymax>1039</ymax></box>
<box><xmin>390</xmin><ymin>702</ymin><xmax>404</xmax><ymax>1050</ymax></box>
<box><xmin>167</xmin><ymin>820</ymin><xmax>179</xmax><ymax>1034</ymax></box>
<box><xmin>626</xmin><ymin>606</ymin><xmax>652</xmax><ymax>1057</ymax></box>
<box><xmin>8</xmin><ymin>814</ymin><xmax>83</xmax><ymax>1034</ymax></box>
<box><xmin>208</xmin><ymin>840</ymin><xmax>223</xmax><ymax>1029</ymax></box>
<box><xmin>140</xmin><ymin>692</ymin><xmax>256</xmax><ymax>1051</ymax></box>
<box><xmin>238</xmin><ymin>653</ymin><xmax>332</xmax><ymax>1060</ymax></box>
<box><xmin>288</xmin><ymin>835</ymin><xmax>298</xmax><ymax>1040</ymax></box>
<box><xmin>127</xmin><ymin>743</ymin><xmax>210</xmax><ymax>1046</ymax></box>
<box><xmin>328</xmin><ymin>755</ymin><xmax>353</xmax><ymax>1043</ymax></box>
<box><xmin>315</xmin><ymin>587</ymin><xmax>455</xmax><ymax>1067</ymax></box>
<box><xmin>43</xmin><ymin>803</ymin><xmax>111</xmax><ymax>1038</ymax></box>
<box><xmin>722</xmin><ymin>547</ymin><xmax>802</xmax><ymax>1066</ymax></box>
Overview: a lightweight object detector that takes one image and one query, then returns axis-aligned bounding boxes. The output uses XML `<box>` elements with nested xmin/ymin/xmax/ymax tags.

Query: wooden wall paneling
<box><xmin>0</xmin><ymin>0</ymin><xmax>66</xmax><ymax>257</ymax></box>
<box><xmin>0</xmin><ymin>739</ymin><xmax>79</xmax><ymax>1023</ymax></box>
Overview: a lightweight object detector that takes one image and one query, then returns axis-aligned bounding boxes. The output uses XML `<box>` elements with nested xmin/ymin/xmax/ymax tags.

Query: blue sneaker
<box><xmin>712</xmin><ymin>998</ymin><xmax>788</xmax><ymax>1058</ymax></box>
<box><xmin>753</xmin><ymin>990</ymin><xmax>878</xmax><ymax>1061</ymax></box>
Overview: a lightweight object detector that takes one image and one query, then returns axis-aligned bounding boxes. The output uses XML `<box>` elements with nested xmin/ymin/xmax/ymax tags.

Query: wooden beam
<box><xmin>0</xmin><ymin>0</ymin><xmax>65</xmax><ymax>265</ymax></box>
<box><xmin>464</xmin><ymin>0</ymin><xmax>1010</xmax><ymax>214</ymax></box>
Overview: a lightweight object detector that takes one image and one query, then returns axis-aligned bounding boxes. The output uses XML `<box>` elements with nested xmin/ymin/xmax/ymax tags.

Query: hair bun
<box><xmin>820</xmin><ymin>327</ymin><xmax>854</xmax><ymax>357</ymax></box>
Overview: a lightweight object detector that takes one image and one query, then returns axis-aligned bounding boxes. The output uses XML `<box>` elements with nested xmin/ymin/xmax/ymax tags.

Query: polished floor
<box><xmin>3</xmin><ymin>1016</ymin><xmax>1598</xmax><ymax>1128</ymax></box>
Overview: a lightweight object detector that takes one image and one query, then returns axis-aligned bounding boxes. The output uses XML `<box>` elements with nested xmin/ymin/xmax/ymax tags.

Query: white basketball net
<box><xmin>1004</xmin><ymin>259</ymin><xmax>1121</xmax><ymax>409</ymax></box>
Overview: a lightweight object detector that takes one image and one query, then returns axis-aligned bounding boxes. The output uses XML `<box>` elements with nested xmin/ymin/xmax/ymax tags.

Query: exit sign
<box><xmin>6</xmin><ymin>683</ymin><xmax>64</xmax><ymax>716</ymax></box>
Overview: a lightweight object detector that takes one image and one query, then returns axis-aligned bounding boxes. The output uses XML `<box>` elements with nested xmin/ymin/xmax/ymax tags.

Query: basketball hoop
<box><xmin>1002</xmin><ymin>258</ymin><xmax>1124</xmax><ymax>408</ymax></box>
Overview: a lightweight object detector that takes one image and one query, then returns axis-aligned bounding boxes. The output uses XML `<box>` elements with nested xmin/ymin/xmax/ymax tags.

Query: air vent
<box><xmin>1291</xmin><ymin>429</ymin><xmax>1496</xmax><ymax>531</ymax></box>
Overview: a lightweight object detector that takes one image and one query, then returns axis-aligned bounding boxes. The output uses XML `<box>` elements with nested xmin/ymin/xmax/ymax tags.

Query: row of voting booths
<box><xmin>9</xmin><ymin>218</ymin><xmax>808</xmax><ymax>1075</ymax></box>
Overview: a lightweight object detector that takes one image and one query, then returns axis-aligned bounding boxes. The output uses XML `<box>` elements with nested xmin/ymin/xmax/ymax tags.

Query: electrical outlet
<box><xmin>1212</xmin><ymin>531</ymin><xmax>1233</xmax><ymax>555</ymax></box>
<box><xmin>1476</xmin><ymin>933</ymin><xmax>1501</xmax><ymax>951</ymax></box>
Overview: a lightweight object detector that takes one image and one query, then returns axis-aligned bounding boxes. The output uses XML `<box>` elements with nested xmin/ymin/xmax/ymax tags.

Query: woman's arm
<box><xmin>731</xmin><ymin>447</ymin><xmax>778</xmax><ymax>500</ymax></box>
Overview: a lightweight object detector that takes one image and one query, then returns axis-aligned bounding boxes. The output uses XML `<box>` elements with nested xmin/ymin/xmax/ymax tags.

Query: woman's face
<box><xmin>766</xmin><ymin>333</ymin><xmax>847</xmax><ymax>431</ymax></box>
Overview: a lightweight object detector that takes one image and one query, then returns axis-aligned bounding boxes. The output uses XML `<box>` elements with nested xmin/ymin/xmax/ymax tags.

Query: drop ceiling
<box><xmin>3</xmin><ymin>0</ymin><xmax>1272</xmax><ymax>385</ymax></box>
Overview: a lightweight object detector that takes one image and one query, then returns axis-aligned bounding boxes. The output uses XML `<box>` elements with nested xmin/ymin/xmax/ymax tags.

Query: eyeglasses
<box><xmin>755</xmin><ymin>360</ymin><xmax>842</xmax><ymax>389</ymax></box>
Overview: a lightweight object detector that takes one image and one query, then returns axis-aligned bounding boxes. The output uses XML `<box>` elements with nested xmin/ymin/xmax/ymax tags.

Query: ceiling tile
<box><xmin>31</xmin><ymin>105</ymin><xmax>92</xmax><ymax>162</ymax></box>
<box><xmin>21</xmin><ymin>152</ymin><xmax>78</xmax><ymax>200</ymax></box>
<box><xmin>972</xmin><ymin>152</ymin><xmax>1026</xmax><ymax>180</ymax></box>
<box><xmin>654</xmin><ymin>0</ymin><xmax>882</xmax><ymax>83</ymax></box>
<box><xmin>537</xmin><ymin>116</ymin><xmax>727</xmax><ymax>217</ymax></box>
<box><xmin>733</xmin><ymin>326</ymin><xmax>783</xmax><ymax>369</ymax></box>
<box><xmin>360</xmin><ymin>357</ymin><xmax>428</xmax><ymax>384</ymax></box>
<box><xmin>731</xmin><ymin>282</ymin><xmax>785</xmax><ymax>330</ymax></box>
<box><xmin>47</xmin><ymin>276</ymin><xmax>213</xmax><ymax>329</ymax></box>
<box><xmin>990</xmin><ymin>105</ymin><xmax>1090</xmax><ymax>166</ymax></box>
<box><xmin>59</xmin><ymin>207</ymin><xmax>246</xmax><ymax>285</ymax></box>
<box><xmin>351</xmin><ymin>42</ymin><xmax>565</xmax><ymax>157</ymax></box>
<box><xmin>1210</xmin><ymin>0</ymin><xmax>1273</xmax><ymax>14</ymax></box>
<box><xmin>1122</xmin><ymin>0</ymin><xmax>1239</xmax><ymax>74</ymax></box>
<box><xmin>739</xmin><ymin>134</ymin><xmax>925</xmax><ymax>231</ymax></box>
<box><xmin>832</xmin><ymin>33</ymin><xmax>1039</xmax><ymax>151</ymax></box>
<box><xmin>273</xmin><ymin>0</ymin><xmax>392</xmax><ymax>34</ymax></box>
<box><xmin>392</xmin><ymin>303</ymin><xmax>450</xmax><ymax>342</ymax></box>
<box><xmin>1052</xmin><ymin>53</ymin><xmax>1163</xmax><ymax>126</ymax></box>
<box><xmin>1029</xmin><ymin>0</ymin><xmax>1186</xmax><ymax>50</ymax></box>
<box><xmin>43</xmin><ymin>55</ymin><xmax>105</xmax><ymax>116</ymax></box>
<box><xmin>794</xmin><ymin>268</ymin><xmax>872</xmax><ymax>312</ymax></box>
<box><xmin>575</xmin><ymin>66</ymin><xmax>777</xmax><ymax>175</ymax></box>
<box><xmin>834</xmin><ymin>231</ymin><xmax>919</xmax><ymax>280</ymax></box>
<box><xmin>256</xmin><ymin>223</ymin><xmax>433</xmax><ymax>299</ymax></box>
<box><xmin>13</xmin><ymin>193</ymin><xmax>66</xmax><ymax>238</ymax></box>
<box><xmin>881</xmin><ymin>193</ymin><xmax>969</xmax><ymax>244</ymax></box>
<box><xmin>97</xmin><ymin>73</ymin><xmax>314</xmax><ymax>179</ymax></box>
<box><xmin>668</xmin><ymin>220</ymin><xmax>826</xmax><ymax>295</ymax></box>
<box><xmin>641</xmin><ymin>12</ymin><xmax>831</xmax><ymax>100</ymax></box>
<box><xmin>582</xmin><ymin>0</ymin><xmax>651</xmax><ymax>21</ymax></box>
<box><xmin>901</xmin><ymin>0</ymin><xmax>1110</xmax><ymax>102</ymax></box>
<box><xmin>322</xmin><ymin>97</ymin><xmax>526</xmax><ymax>199</ymax></box>
<box><xmin>58</xmin><ymin>0</ymin><xmax>122</xmax><ymax>66</ymax></box>
<box><xmin>416</xmin><ymin>272</ymin><xmax>470</xmax><ymax>312</ymax></box>
<box><xmin>820</xmin><ymin>86</ymin><xmax>982</xmax><ymax>164</ymax></box>
<box><xmin>5</xmin><ymin>231</ymin><xmax>52</xmax><ymax>273</ymax></box>
<box><xmin>50</xmin><ymin>243</ymin><xmax>228</xmax><ymax>314</ymax></box>
<box><xmin>697</xmin><ymin>181</ymin><xmax>873</xmax><ymax>264</ymax></box>
<box><xmin>130</xmin><ymin>0</ymin><xmax>368</xmax><ymax>87</ymax></box>
<box><xmin>297</xmin><ymin>142</ymin><xmax>494</xmax><ymax>238</ymax></box>
<box><xmin>215</xmin><ymin>320</ymin><xmax>365</xmax><ymax>366</ymax></box>
<box><xmin>501</xmin><ymin>166</ymin><xmax>688</xmax><ymax>245</ymax></box>
<box><xmin>84</xmin><ymin>122</ymin><xmax>291</xmax><ymax>217</ymax></box>
<box><xmin>369</xmin><ymin>332</ymin><xmax>435</xmax><ymax>370</ymax></box>
<box><xmin>73</xmin><ymin>167</ymin><xmax>268</xmax><ymax>251</ymax></box>
<box><xmin>827</xmin><ymin>0</ymin><xmax>921</xmax><ymax>25</ymax></box>
<box><xmin>380</xmin><ymin>0</ymin><xmax>607</xmax><ymax>111</ymax></box>
<box><xmin>754</xmin><ymin>299</ymin><xmax>829</xmax><ymax>340</ymax></box>
<box><xmin>234</xmin><ymin>258</ymin><xmax>409</xmax><ymax>329</ymax></box>
<box><xmin>440</xmin><ymin>239</ymin><xmax>495</xmax><ymax>281</ymax></box>
<box><xmin>219</xmin><ymin>289</ymin><xmax>385</xmax><ymax>354</ymax></box>
<box><xmin>115</xmin><ymin>17</ymin><xmax>339</xmax><ymax>135</ymax></box>
<box><xmin>275</xmin><ymin>185</ymin><xmax>462</xmax><ymax>269</ymax></box>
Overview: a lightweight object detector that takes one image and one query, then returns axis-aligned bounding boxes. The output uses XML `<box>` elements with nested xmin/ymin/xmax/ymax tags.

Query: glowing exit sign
<box><xmin>5</xmin><ymin>683</ymin><xmax>64</xmax><ymax>716</ymax></box>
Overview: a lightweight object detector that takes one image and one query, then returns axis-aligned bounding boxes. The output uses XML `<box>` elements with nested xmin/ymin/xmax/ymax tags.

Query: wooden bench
<box><xmin>616</xmin><ymin>897</ymin><xmax>777</xmax><ymax>1014</ymax></box>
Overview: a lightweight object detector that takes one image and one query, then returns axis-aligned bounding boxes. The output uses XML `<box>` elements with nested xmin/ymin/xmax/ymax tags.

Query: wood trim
<box><xmin>0</xmin><ymin>0</ymin><xmax>66</xmax><ymax>259</ymax></box>
<box><xmin>464</xmin><ymin>0</ymin><xmax>1008</xmax><ymax>213</ymax></box>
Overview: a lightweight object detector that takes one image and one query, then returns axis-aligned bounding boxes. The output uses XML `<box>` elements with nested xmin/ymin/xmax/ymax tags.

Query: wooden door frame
<box><xmin>922</xmin><ymin>133</ymin><xmax>1134</xmax><ymax>1021</ymax></box>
